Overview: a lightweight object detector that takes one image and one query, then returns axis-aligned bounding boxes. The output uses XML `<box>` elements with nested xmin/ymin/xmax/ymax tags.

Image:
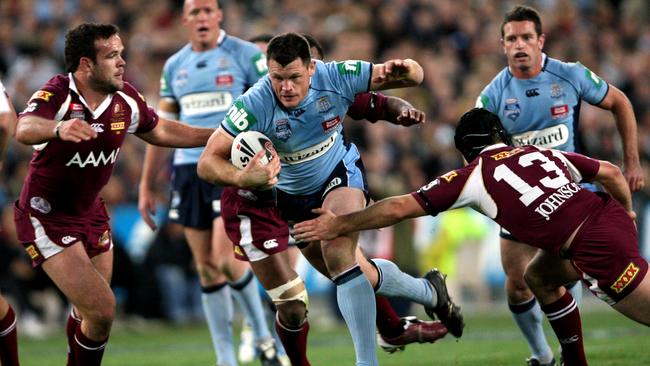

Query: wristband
<box><xmin>54</xmin><ymin>121</ymin><xmax>63</xmax><ymax>139</ymax></box>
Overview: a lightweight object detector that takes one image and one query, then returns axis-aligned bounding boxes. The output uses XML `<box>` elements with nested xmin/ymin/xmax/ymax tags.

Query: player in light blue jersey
<box><xmin>198</xmin><ymin>32</ymin><xmax>464</xmax><ymax>366</ymax></box>
<box><xmin>137</xmin><ymin>1</ymin><xmax>281</xmax><ymax>366</ymax></box>
<box><xmin>476</xmin><ymin>6</ymin><xmax>644</xmax><ymax>366</ymax></box>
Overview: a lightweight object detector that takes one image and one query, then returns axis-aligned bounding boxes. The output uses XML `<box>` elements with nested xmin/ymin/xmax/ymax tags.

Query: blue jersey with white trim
<box><xmin>476</xmin><ymin>55</ymin><xmax>608</xmax><ymax>153</ymax></box>
<box><xmin>221</xmin><ymin>59</ymin><xmax>372</xmax><ymax>195</ymax></box>
<box><xmin>160</xmin><ymin>32</ymin><xmax>267</xmax><ymax>165</ymax></box>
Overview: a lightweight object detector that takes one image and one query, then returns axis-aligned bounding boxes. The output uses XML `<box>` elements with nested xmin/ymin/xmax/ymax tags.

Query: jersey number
<box><xmin>493</xmin><ymin>152</ymin><xmax>569</xmax><ymax>206</ymax></box>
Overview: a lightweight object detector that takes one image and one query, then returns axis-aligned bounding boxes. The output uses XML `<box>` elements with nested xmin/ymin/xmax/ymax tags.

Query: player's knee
<box><xmin>266</xmin><ymin>277</ymin><xmax>309</xmax><ymax>328</ymax></box>
<box><xmin>195</xmin><ymin>262</ymin><xmax>223</xmax><ymax>283</ymax></box>
<box><xmin>84</xmin><ymin>295</ymin><xmax>116</xmax><ymax>330</ymax></box>
<box><xmin>276</xmin><ymin>300</ymin><xmax>308</xmax><ymax>328</ymax></box>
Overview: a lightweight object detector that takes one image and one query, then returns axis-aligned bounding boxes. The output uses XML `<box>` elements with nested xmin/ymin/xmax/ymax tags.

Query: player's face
<box><xmin>501</xmin><ymin>20</ymin><xmax>545</xmax><ymax>77</ymax></box>
<box><xmin>268</xmin><ymin>58</ymin><xmax>315</xmax><ymax>109</ymax></box>
<box><xmin>88</xmin><ymin>34</ymin><xmax>125</xmax><ymax>93</ymax></box>
<box><xmin>183</xmin><ymin>0</ymin><xmax>222</xmax><ymax>51</ymax></box>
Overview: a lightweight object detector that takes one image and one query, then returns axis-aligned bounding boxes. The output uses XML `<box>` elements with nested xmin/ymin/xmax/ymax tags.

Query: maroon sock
<box><xmin>72</xmin><ymin>327</ymin><xmax>108</xmax><ymax>366</ymax></box>
<box><xmin>66</xmin><ymin>311</ymin><xmax>81</xmax><ymax>366</ymax></box>
<box><xmin>541</xmin><ymin>292</ymin><xmax>588</xmax><ymax>366</ymax></box>
<box><xmin>0</xmin><ymin>305</ymin><xmax>19</xmax><ymax>366</ymax></box>
<box><xmin>375</xmin><ymin>295</ymin><xmax>404</xmax><ymax>338</ymax></box>
<box><xmin>275</xmin><ymin>318</ymin><xmax>310</xmax><ymax>366</ymax></box>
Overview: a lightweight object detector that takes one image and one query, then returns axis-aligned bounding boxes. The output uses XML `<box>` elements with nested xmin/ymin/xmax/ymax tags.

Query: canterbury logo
<box><xmin>61</xmin><ymin>236</ymin><xmax>77</xmax><ymax>245</ymax></box>
<box><xmin>263</xmin><ymin>239</ymin><xmax>279</xmax><ymax>249</ymax></box>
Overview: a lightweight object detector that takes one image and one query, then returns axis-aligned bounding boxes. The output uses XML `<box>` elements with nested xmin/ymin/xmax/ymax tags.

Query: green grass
<box><xmin>18</xmin><ymin>300</ymin><xmax>650</xmax><ymax>365</ymax></box>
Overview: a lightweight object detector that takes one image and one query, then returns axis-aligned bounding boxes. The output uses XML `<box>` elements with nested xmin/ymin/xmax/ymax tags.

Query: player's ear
<box><xmin>308</xmin><ymin>60</ymin><xmax>316</xmax><ymax>76</ymax></box>
<box><xmin>538</xmin><ymin>33</ymin><xmax>545</xmax><ymax>50</ymax></box>
<box><xmin>78</xmin><ymin>56</ymin><xmax>94</xmax><ymax>71</ymax></box>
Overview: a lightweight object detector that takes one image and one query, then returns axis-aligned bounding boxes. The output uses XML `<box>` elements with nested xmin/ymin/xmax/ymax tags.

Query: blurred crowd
<box><xmin>0</xmin><ymin>0</ymin><xmax>649</xmax><ymax>330</ymax></box>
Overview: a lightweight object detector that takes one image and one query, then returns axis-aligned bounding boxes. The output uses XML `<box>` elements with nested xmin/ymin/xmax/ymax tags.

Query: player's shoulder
<box><xmin>543</xmin><ymin>56</ymin><xmax>584</xmax><ymax>77</ymax></box>
<box><xmin>487</xmin><ymin>67</ymin><xmax>513</xmax><ymax>88</ymax></box>
<box><xmin>221</xmin><ymin>34</ymin><xmax>262</xmax><ymax>57</ymax></box>
<box><xmin>118</xmin><ymin>81</ymin><xmax>147</xmax><ymax>104</ymax></box>
<box><xmin>43</xmin><ymin>74</ymin><xmax>71</xmax><ymax>92</ymax></box>
<box><xmin>164</xmin><ymin>44</ymin><xmax>193</xmax><ymax>69</ymax></box>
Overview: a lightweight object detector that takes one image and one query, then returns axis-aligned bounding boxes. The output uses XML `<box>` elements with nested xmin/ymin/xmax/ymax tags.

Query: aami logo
<box><xmin>65</xmin><ymin>148</ymin><xmax>121</xmax><ymax>168</ymax></box>
<box><xmin>263</xmin><ymin>239</ymin><xmax>279</xmax><ymax>249</ymax></box>
<box><xmin>525</xmin><ymin>88</ymin><xmax>539</xmax><ymax>97</ymax></box>
<box><xmin>61</xmin><ymin>236</ymin><xmax>77</xmax><ymax>245</ymax></box>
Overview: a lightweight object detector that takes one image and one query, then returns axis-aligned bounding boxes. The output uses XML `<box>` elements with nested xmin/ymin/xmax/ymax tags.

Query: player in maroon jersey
<box><xmin>12</xmin><ymin>23</ymin><xmax>214</xmax><ymax>366</ymax></box>
<box><xmin>294</xmin><ymin>108</ymin><xmax>650</xmax><ymax>366</ymax></box>
<box><xmin>0</xmin><ymin>78</ymin><xmax>19</xmax><ymax>366</ymax></box>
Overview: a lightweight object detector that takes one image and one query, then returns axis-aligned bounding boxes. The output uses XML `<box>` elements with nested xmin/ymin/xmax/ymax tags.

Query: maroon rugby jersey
<box><xmin>18</xmin><ymin>74</ymin><xmax>158</xmax><ymax>216</ymax></box>
<box><xmin>412</xmin><ymin>144</ymin><xmax>604</xmax><ymax>255</ymax></box>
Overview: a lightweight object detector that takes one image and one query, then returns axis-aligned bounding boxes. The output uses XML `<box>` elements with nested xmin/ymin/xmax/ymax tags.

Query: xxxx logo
<box><xmin>610</xmin><ymin>262</ymin><xmax>640</xmax><ymax>294</ymax></box>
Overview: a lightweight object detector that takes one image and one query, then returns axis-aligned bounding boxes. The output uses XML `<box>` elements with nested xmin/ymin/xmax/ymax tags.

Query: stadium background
<box><xmin>0</xmin><ymin>0</ymin><xmax>649</xmax><ymax>359</ymax></box>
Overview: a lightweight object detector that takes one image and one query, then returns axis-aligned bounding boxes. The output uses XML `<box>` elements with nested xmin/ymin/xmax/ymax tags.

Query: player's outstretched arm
<box><xmin>370</xmin><ymin>59</ymin><xmax>424</xmax><ymax>91</ymax></box>
<box><xmin>598</xmin><ymin>84</ymin><xmax>644</xmax><ymax>192</ymax></box>
<box><xmin>593</xmin><ymin>160</ymin><xmax>635</xmax><ymax>218</ymax></box>
<box><xmin>136</xmin><ymin>117</ymin><xmax>213</xmax><ymax>148</ymax></box>
<box><xmin>16</xmin><ymin>115</ymin><xmax>97</xmax><ymax>144</ymax></box>
<box><xmin>384</xmin><ymin>96</ymin><xmax>426</xmax><ymax>126</ymax></box>
<box><xmin>293</xmin><ymin>194</ymin><xmax>426</xmax><ymax>242</ymax></box>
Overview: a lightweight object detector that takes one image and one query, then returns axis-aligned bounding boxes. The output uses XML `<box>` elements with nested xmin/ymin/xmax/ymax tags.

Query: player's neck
<box><xmin>510</xmin><ymin>63</ymin><xmax>542</xmax><ymax>79</ymax></box>
<box><xmin>72</xmin><ymin>74</ymin><xmax>110</xmax><ymax>110</ymax></box>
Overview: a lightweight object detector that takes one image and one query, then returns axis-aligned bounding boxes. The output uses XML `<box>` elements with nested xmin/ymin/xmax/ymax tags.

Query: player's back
<box><xmin>477</xmin><ymin>144</ymin><xmax>605</xmax><ymax>255</ymax></box>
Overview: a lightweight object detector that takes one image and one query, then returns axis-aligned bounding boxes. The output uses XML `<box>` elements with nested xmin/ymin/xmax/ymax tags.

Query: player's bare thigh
<box><xmin>525</xmin><ymin>249</ymin><xmax>580</xmax><ymax>305</ymax></box>
<box><xmin>183</xmin><ymin>226</ymin><xmax>226</xmax><ymax>284</ymax></box>
<box><xmin>613</xmin><ymin>270</ymin><xmax>650</xmax><ymax>325</ymax></box>
<box><xmin>319</xmin><ymin>187</ymin><xmax>365</xmax><ymax>275</ymax></box>
<box><xmin>501</xmin><ymin>238</ymin><xmax>540</xmax><ymax>302</ymax></box>
<box><xmin>249</xmin><ymin>250</ymin><xmax>301</xmax><ymax>290</ymax></box>
<box><xmin>211</xmin><ymin>216</ymin><xmax>248</xmax><ymax>280</ymax></box>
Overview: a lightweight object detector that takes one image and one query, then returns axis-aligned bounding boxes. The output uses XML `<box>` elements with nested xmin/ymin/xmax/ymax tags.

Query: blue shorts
<box><xmin>169</xmin><ymin>164</ymin><xmax>223</xmax><ymax>229</ymax></box>
<box><xmin>275</xmin><ymin>157</ymin><xmax>369</xmax><ymax>224</ymax></box>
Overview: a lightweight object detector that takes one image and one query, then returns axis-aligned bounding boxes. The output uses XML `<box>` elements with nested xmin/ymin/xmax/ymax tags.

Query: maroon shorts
<box><xmin>14</xmin><ymin>198</ymin><xmax>113</xmax><ymax>267</ymax></box>
<box><xmin>221</xmin><ymin>187</ymin><xmax>289</xmax><ymax>262</ymax></box>
<box><xmin>568</xmin><ymin>197</ymin><xmax>648</xmax><ymax>305</ymax></box>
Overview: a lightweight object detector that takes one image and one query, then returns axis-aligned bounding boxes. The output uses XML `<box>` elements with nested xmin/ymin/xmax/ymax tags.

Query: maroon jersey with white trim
<box><xmin>412</xmin><ymin>144</ymin><xmax>603</xmax><ymax>255</ymax></box>
<box><xmin>18</xmin><ymin>74</ymin><xmax>158</xmax><ymax>216</ymax></box>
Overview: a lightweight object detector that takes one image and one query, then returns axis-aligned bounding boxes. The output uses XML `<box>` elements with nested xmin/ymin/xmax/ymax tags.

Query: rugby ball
<box><xmin>231</xmin><ymin>131</ymin><xmax>275</xmax><ymax>169</ymax></box>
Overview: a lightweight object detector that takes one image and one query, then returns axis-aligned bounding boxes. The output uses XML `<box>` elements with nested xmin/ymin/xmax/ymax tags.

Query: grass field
<box><xmin>18</xmin><ymin>299</ymin><xmax>650</xmax><ymax>366</ymax></box>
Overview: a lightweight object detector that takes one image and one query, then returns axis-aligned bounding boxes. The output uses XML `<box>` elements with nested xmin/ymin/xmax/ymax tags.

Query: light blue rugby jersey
<box><xmin>476</xmin><ymin>54</ymin><xmax>608</xmax><ymax>153</ymax></box>
<box><xmin>160</xmin><ymin>31</ymin><xmax>267</xmax><ymax>165</ymax></box>
<box><xmin>221</xmin><ymin>59</ymin><xmax>372</xmax><ymax>195</ymax></box>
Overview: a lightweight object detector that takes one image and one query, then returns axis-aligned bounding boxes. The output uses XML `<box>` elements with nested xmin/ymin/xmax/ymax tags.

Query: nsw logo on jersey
<box><xmin>504</xmin><ymin>99</ymin><xmax>520</xmax><ymax>121</ymax></box>
<box><xmin>274</xmin><ymin>119</ymin><xmax>292</xmax><ymax>141</ymax></box>
<box><xmin>225</xmin><ymin>101</ymin><xmax>257</xmax><ymax>131</ymax></box>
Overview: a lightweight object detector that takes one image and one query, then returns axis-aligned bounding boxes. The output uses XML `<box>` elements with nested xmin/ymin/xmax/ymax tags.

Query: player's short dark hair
<box><xmin>64</xmin><ymin>23</ymin><xmax>120</xmax><ymax>73</ymax></box>
<box><xmin>267</xmin><ymin>32</ymin><xmax>311</xmax><ymax>67</ymax></box>
<box><xmin>501</xmin><ymin>5</ymin><xmax>543</xmax><ymax>37</ymax></box>
<box><xmin>249</xmin><ymin>33</ymin><xmax>274</xmax><ymax>44</ymax></box>
<box><xmin>301</xmin><ymin>34</ymin><xmax>324</xmax><ymax>60</ymax></box>
<box><xmin>454</xmin><ymin>108</ymin><xmax>512</xmax><ymax>162</ymax></box>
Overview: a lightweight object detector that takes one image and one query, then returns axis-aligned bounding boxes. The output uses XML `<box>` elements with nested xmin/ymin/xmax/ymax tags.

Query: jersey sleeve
<box><xmin>346</xmin><ymin>92</ymin><xmax>386</xmax><ymax>122</ymax></box>
<box><xmin>0</xmin><ymin>80</ymin><xmax>11</xmax><ymax>113</ymax></box>
<box><xmin>567</xmin><ymin>62</ymin><xmax>609</xmax><ymax>105</ymax></box>
<box><xmin>325</xmin><ymin>60</ymin><xmax>373</xmax><ymax>101</ymax></box>
<box><xmin>410</xmin><ymin>166</ymin><xmax>473</xmax><ymax>216</ymax></box>
<box><xmin>242</xmin><ymin>44</ymin><xmax>268</xmax><ymax>86</ymax></box>
<box><xmin>19</xmin><ymin>76</ymin><xmax>67</xmax><ymax>120</ymax></box>
<box><xmin>476</xmin><ymin>83</ymin><xmax>498</xmax><ymax>113</ymax></box>
<box><xmin>552</xmin><ymin>150</ymin><xmax>600</xmax><ymax>182</ymax></box>
<box><xmin>124</xmin><ymin>82</ymin><xmax>159</xmax><ymax>133</ymax></box>
<box><xmin>159</xmin><ymin>58</ymin><xmax>176</xmax><ymax>100</ymax></box>
<box><xmin>220</xmin><ymin>85</ymin><xmax>268</xmax><ymax>137</ymax></box>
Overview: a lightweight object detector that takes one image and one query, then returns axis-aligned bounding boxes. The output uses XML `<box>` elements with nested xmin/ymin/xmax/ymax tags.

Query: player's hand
<box><xmin>397</xmin><ymin>107</ymin><xmax>426</xmax><ymax>126</ymax></box>
<box><xmin>137</xmin><ymin>185</ymin><xmax>158</xmax><ymax>230</ymax></box>
<box><xmin>373</xmin><ymin>59</ymin><xmax>410</xmax><ymax>84</ymax></box>
<box><xmin>624</xmin><ymin>162</ymin><xmax>645</xmax><ymax>192</ymax></box>
<box><xmin>58</xmin><ymin>118</ymin><xmax>98</xmax><ymax>143</ymax></box>
<box><xmin>292</xmin><ymin>208</ymin><xmax>339</xmax><ymax>242</ymax></box>
<box><xmin>238</xmin><ymin>149</ymin><xmax>281</xmax><ymax>190</ymax></box>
